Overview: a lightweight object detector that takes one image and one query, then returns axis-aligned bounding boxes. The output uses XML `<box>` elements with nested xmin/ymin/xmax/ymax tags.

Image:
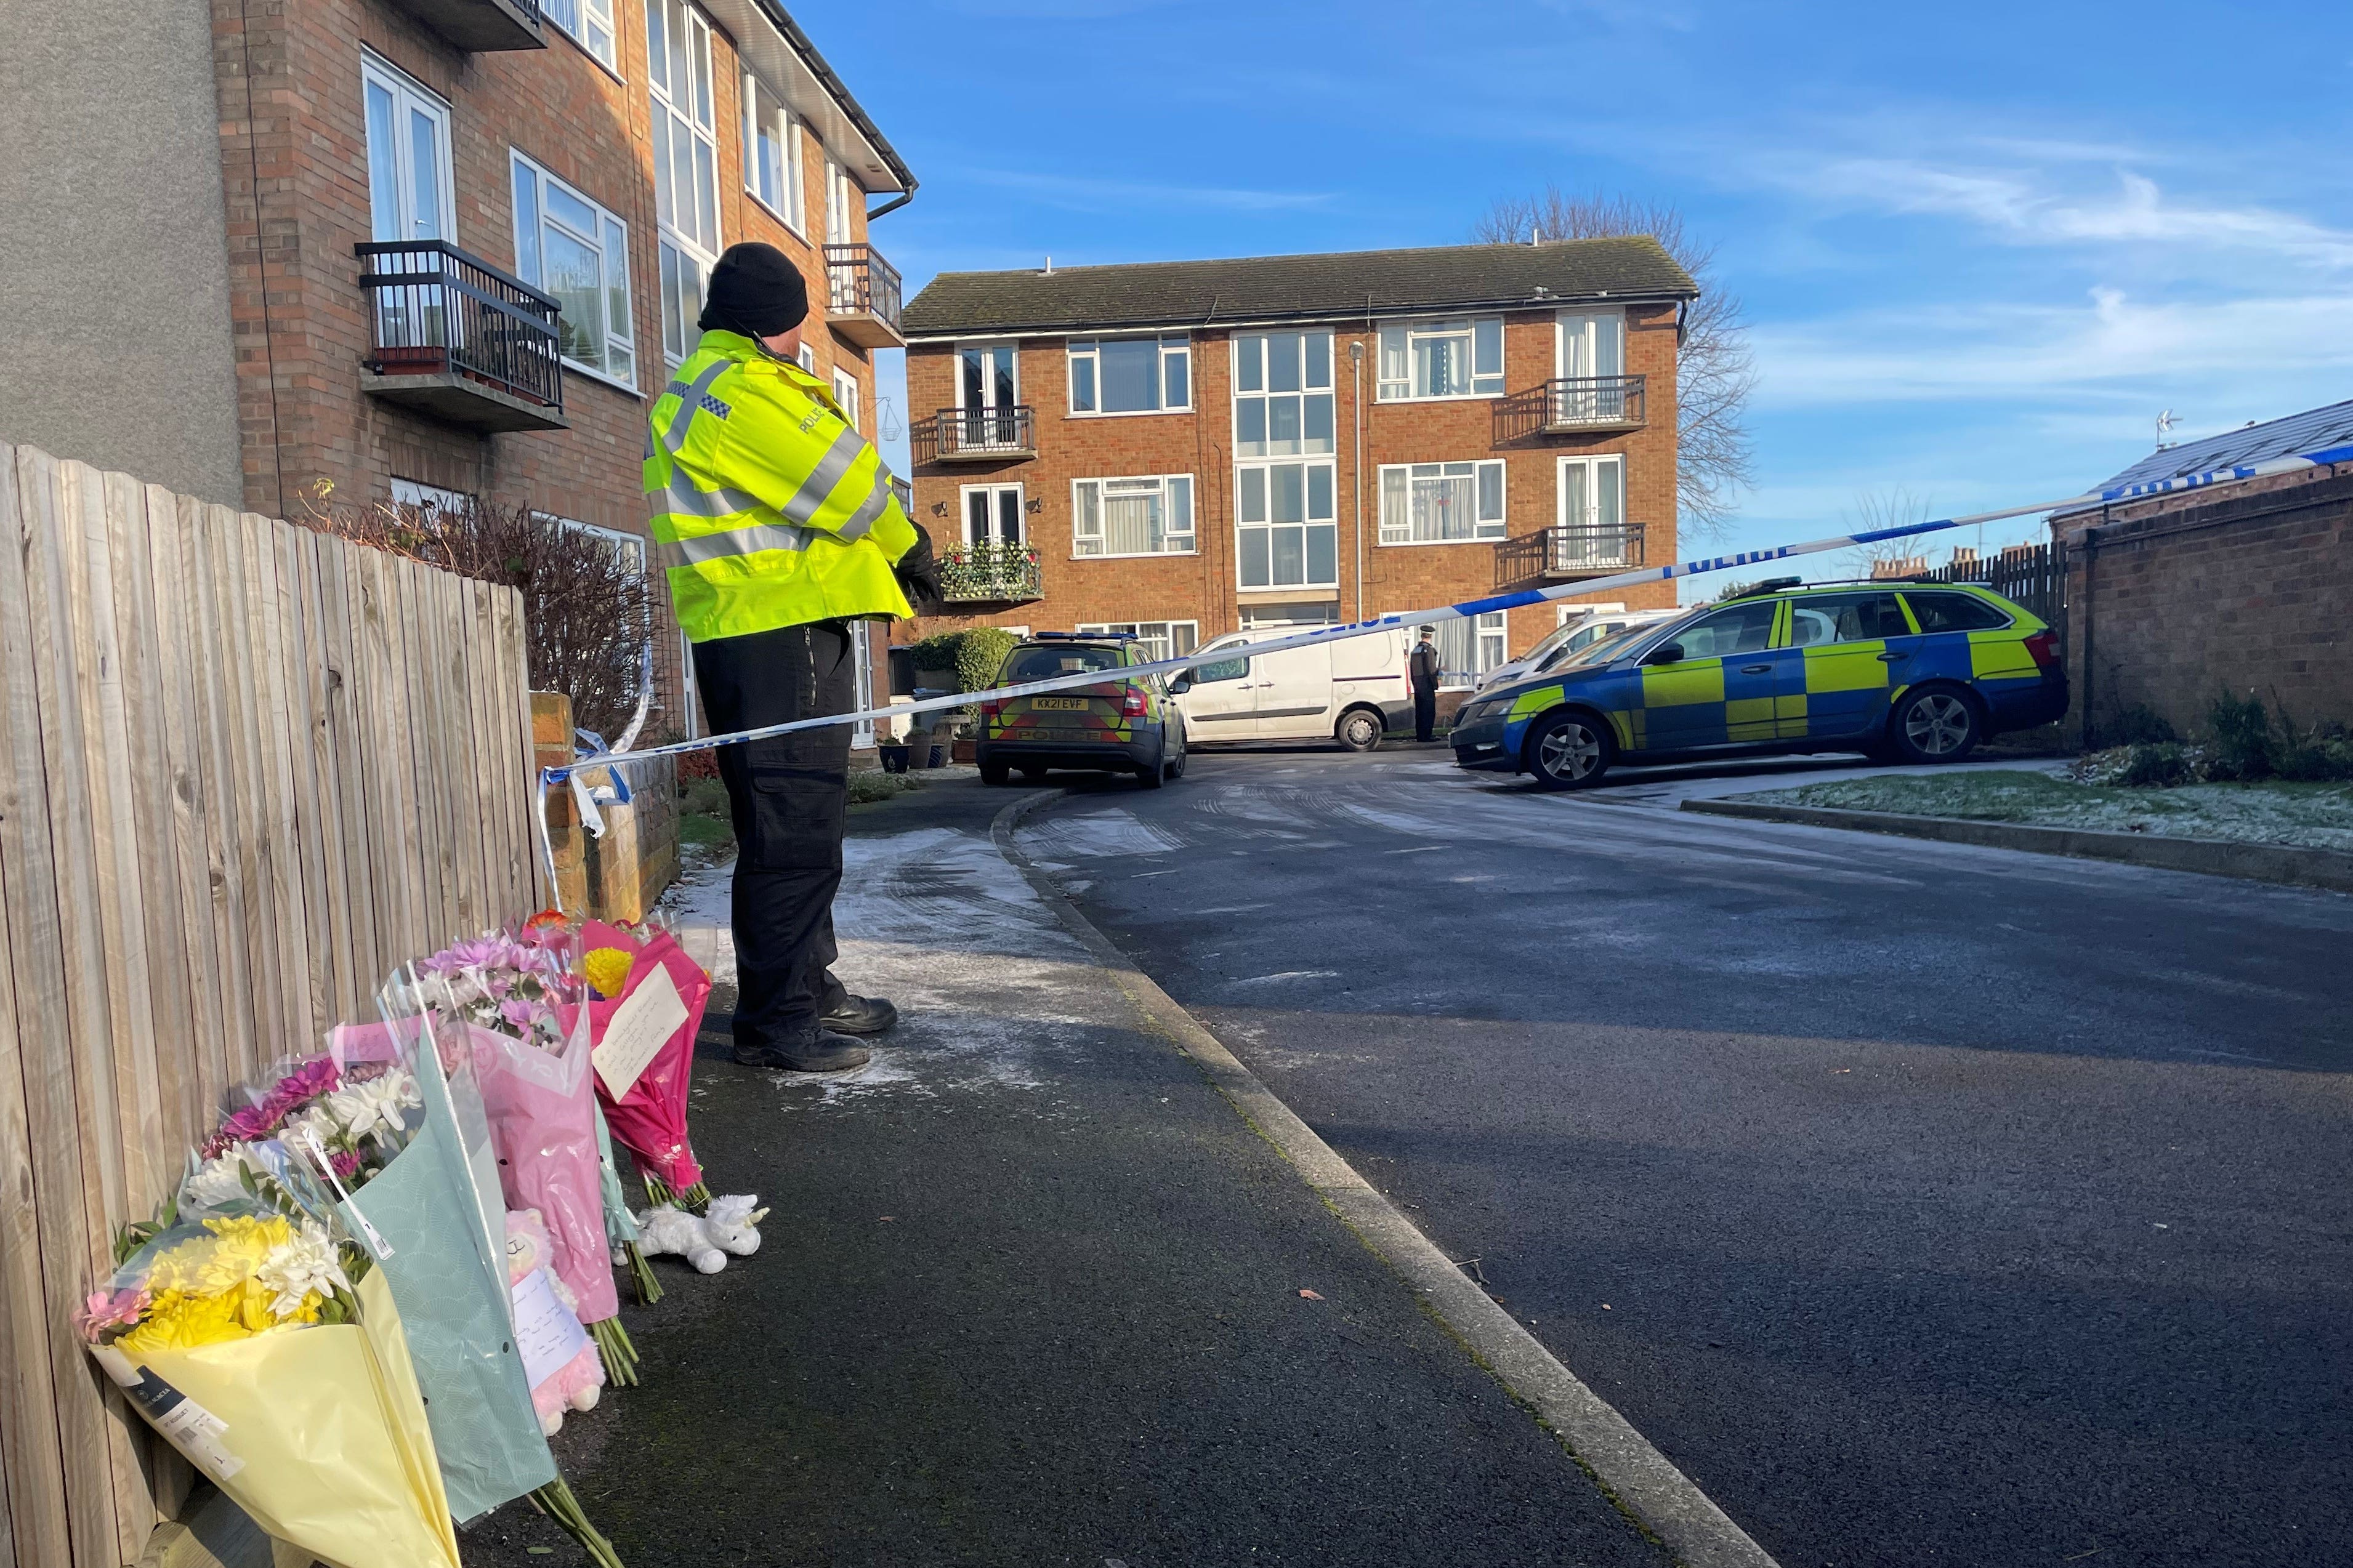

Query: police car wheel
<box><xmin>1525</xmin><ymin>712</ymin><xmax>1614</xmax><ymax>790</ymax></box>
<box><xmin>1017</xmin><ymin>765</ymin><xmax>1048</xmax><ymax>780</ymax></box>
<box><xmin>1891</xmin><ymin>686</ymin><xmax>1981</xmax><ymax>764</ymax></box>
<box><xmin>1134</xmin><ymin>758</ymin><xmax>1167</xmax><ymax>790</ymax></box>
<box><xmin>979</xmin><ymin>760</ymin><xmax>1012</xmax><ymax>786</ymax></box>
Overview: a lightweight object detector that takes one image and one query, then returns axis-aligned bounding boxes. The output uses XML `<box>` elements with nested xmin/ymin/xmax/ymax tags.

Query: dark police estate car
<box><xmin>1450</xmin><ymin>579</ymin><xmax>2065</xmax><ymax>789</ymax></box>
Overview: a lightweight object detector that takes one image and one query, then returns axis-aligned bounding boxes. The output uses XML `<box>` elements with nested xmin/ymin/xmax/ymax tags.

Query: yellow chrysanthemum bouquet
<box><xmin>84</xmin><ymin>1170</ymin><xmax>461</xmax><ymax>1568</ymax></box>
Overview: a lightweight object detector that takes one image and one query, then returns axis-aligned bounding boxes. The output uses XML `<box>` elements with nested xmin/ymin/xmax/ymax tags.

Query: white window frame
<box><xmin>1376</xmin><ymin>315</ymin><xmax>1506</xmax><ymax>402</ymax></box>
<box><xmin>741</xmin><ymin>73</ymin><xmax>805</xmax><ymax>232</ymax></box>
<box><xmin>1389</xmin><ymin>609</ymin><xmax>1507</xmax><ymax>693</ymax></box>
<box><xmin>1559</xmin><ymin>600</ymin><xmax>1626</xmax><ymax>627</ymax></box>
<box><xmin>390</xmin><ymin>478</ymin><xmax>473</xmax><ymax>518</ymax></box>
<box><xmin>955</xmin><ymin>342</ymin><xmax>1020</xmax><ymax>411</ymax></box>
<box><xmin>959</xmin><ymin>483</ymin><xmax>1025</xmax><ymax>546</ymax></box>
<box><xmin>1231</xmin><ymin>330</ymin><xmax>1336</xmax><ymax>460</ymax></box>
<box><xmin>796</xmin><ymin>343</ymin><xmax>817</xmax><ymax>372</ymax></box>
<box><xmin>647</xmin><ymin>0</ymin><xmax>720</xmax><ymax>366</ymax></box>
<box><xmin>541</xmin><ymin>0</ymin><xmax>618</xmax><ymax>72</ymax></box>
<box><xmin>1234</xmin><ymin>459</ymin><xmax>1338</xmax><ymax>590</ymax></box>
<box><xmin>833</xmin><ymin>367</ymin><xmax>860</xmax><ymax>430</ymax></box>
<box><xmin>825</xmin><ymin>158</ymin><xmax>858</xmax><ymax>246</ymax></box>
<box><xmin>361</xmin><ymin>52</ymin><xmax>456</xmax><ymax>243</ymax></box>
<box><xmin>1556</xmin><ymin>454</ymin><xmax>1632</xmax><ymax>568</ymax></box>
<box><xmin>1067</xmin><ymin>335</ymin><xmax>1192</xmax><ymax>417</ymax></box>
<box><xmin>850</xmin><ymin>622</ymin><xmax>878</xmax><ymax>748</ymax></box>
<box><xmin>1377</xmin><ymin>459</ymin><xmax>1507</xmax><ymax>546</ymax></box>
<box><xmin>1072</xmin><ymin>474</ymin><xmax>1196</xmax><ymax>558</ymax></box>
<box><xmin>1555</xmin><ymin>307</ymin><xmax>1626</xmax><ymax>379</ymax></box>
<box><xmin>1076</xmin><ymin>621</ymin><xmax>1200</xmax><ymax>662</ymax></box>
<box><xmin>509</xmin><ymin>151</ymin><xmax>637</xmax><ymax>390</ymax></box>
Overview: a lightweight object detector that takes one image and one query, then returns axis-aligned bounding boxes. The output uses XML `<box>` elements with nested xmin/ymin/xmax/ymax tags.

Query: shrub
<box><xmin>2117</xmin><ymin>742</ymin><xmax>2193</xmax><ymax>788</ymax></box>
<box><xmin>2205</xmin><ymin>689</ymin><xmax>2274</xmax><ymax>780</ymax></box>
<box><xmin>2106</xmin><ymin>704</ymin><xmax>2177</xmax><ymax>746</ymax></box>
<box><xmin>956</xmin><ymin>627</ymin><xmax>1020</xmax><ymax>694</ymax></box>
<box><xmin>2269</xmin><ymin>716</ymin><xmax>2353</xmax><ymax>782</ymax></box>
<box><xmin>906</xmin><ymin>632</ymin><xmax>964</xmax><ymax>672</ymax></box>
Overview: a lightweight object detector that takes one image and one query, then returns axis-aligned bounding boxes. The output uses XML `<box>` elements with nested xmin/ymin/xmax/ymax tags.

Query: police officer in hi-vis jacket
<box><xmin>646</xmin><ymin>243</ymin><xmax>939</xmax><ymax>1072</ymax></box>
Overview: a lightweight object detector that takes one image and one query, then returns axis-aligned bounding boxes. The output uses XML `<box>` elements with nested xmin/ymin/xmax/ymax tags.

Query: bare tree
<box><xmin>297</xmin><ymin>484</ymin><xmax>653</xmax><ymax>741</ymax></box>
<box><xmin>1823</xmin><ymin>487</ymin><xmax>1934</xmax><ymax>581</ymax></box>
<box><xmin>1472</xmin><ymin>190</ymin><xmax>1756</xmax><ymax>539</ymax></box>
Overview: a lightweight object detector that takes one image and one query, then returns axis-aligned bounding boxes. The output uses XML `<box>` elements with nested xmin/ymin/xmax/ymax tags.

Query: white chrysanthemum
<box><xmin>184</xmin><ymin>1148</ymin><xmax>260</xmax><ymax>1212</ymax></box>
<box><xmin>256</xmin><ymin>1220</ymin><xmax>350</xmax><ymax>1317</ymax></box>
<box><xmin>282</xmin><ymin>1104</ymin><xmax>337</xmax><ymax>1151</ymax></box>
<box><xmin>324</xmin><ymin>1071</ymin><xmax>421</xmax><ymax>1146</ymax></box>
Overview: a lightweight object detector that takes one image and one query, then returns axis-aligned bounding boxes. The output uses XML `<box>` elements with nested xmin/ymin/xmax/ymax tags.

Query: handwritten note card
<box><xmin>592</xmin><ymin>962</ymin><xmax>687</xmax><ymax>1101</ymax></box>
<box><xmin>510</xmin><ymin>1266</ymin><xmax>591</xmax><ymax>1388</ymax></box>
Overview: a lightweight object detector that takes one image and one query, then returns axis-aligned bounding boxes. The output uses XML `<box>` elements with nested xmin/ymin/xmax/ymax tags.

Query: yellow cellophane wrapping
<box><xmin>124</xmin><ymin>1269</ymin><xmax>461</xmax><ymax>1568</ymax></box>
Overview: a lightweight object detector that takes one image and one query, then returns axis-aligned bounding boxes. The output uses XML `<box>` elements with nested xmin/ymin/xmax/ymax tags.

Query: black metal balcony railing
<box><xmin>914</xmin><ymin>406</ymin><xmax>1036</xmax><ymax>464</ymax></box>
<box><xmin>384</xmin><ymin>0</ymin><xmax>544</xmax><ymax>52</ymax></box>
<box><xmin>356</xmin><ymin>239</ymin><xmax>564</xmax><ymax>412</ymax></box>
<box><xmin>939</xmin><ymin>540</ymin><xmax>1044</xmax><ymax>604</ymax></box>
<box><xmin>1493</xmin><ymin>374</ymin><xmax>1647</xmax><ymax>443</ymax></box>
<box><xmin>1495</xmin><ymin>522</ymin><xmax>1648</xmax><ymax>585</ymax></box>
<box><xmin>824</xmin><ymin>243</ymin><xmax>903</xmax><ymax>336</ymax></box>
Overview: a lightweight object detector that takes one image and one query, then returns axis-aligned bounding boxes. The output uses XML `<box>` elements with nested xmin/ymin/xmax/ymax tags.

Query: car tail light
<box><xmin>2023</xmin><ymin>630</ymin><xmax>2060</xmax><ymax>669</ymax></box>
<box><xmin>1121</xmin><ymin>685</ymin><xmax>1148</xmax><ymax>717</ymax></box>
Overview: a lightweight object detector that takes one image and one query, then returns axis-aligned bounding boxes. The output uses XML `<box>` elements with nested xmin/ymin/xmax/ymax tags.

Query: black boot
<box><xmin>819</xmin><ymin>992</ymin><xmax>899</xmax><ymax>1036</ymax></box>
<box><xmin>734</xmin><ymin>1027</ymin><xmax>871</xmax><ymax>1072</ymax></box>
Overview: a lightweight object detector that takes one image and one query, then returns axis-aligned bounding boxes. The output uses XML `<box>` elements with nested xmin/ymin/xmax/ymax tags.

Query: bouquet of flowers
<box><xmin>177</xmin><ymin>1028</ymin><xmax>623</xmax><ymax>1565</ymax></box>
<box><xmin>81</xmin><ymin>1189</ymin><xmax>461</xmax><ymax>1568</ymax></box>
<box><xmin>565</xmin><ymin>916</ymin><xmax>715</xmax><ymax>1216</ymax></box>
<box><xmin>421</xmin><ymin>929</ymin><xmax>637</xmax><ymax>1385</ymax></box>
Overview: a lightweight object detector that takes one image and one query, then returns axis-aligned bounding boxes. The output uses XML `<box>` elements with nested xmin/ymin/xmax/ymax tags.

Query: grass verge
<box><xmin>1748</xmin><ymin>770</ymin><xmax>2353</xmax><ymax>852</ymax></box>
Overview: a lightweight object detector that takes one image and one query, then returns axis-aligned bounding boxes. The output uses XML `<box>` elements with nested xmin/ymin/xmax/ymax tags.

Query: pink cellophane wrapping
<box><xmin>462</xmin><ymin>1010</ymin><xmax>619</xmax><ymax>1324</ymax></box>
<box><xmin>565</xmin><ymin>920</ymin><xmax>713</xmax><ymax>1193</ymax></box>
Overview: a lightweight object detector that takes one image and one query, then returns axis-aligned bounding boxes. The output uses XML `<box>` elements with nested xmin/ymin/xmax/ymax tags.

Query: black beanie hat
<box><xmin>698</xmin><ymin>242</ymin><xmax>808</xmax><ymax>337</ymax></box>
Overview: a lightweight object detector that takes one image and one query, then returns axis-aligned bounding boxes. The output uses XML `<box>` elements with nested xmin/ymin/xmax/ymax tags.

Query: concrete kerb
<box><xmin>1682</xmin><ymin>797</ymin><xmax>2353</xmax><ymax>895</ymax></box>
<box><xmin>991</xmin><ymin>790</ymin><xmax>1782</xmax><ymax>1568</ymax></box>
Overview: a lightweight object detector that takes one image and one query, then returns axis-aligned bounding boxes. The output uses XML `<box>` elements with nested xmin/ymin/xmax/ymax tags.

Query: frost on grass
<box><xmin>1750</xmin><ymin>770</ymin><xmax>2353</xmax><ymax>851</ymax></box>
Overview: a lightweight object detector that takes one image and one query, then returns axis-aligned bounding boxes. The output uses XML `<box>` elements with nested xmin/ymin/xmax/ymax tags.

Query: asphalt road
<box><xmin>1022</xmin><ymin>747</ymin><xmax>2353</xmax><ymax>1568</ymax></box>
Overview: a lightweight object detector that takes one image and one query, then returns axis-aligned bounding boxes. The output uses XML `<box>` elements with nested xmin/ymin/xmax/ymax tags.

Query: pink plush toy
<box><xmin>504</xmin><ymin>1208</ymin><xmax>604</xmax><ymax>1435</ymax></box>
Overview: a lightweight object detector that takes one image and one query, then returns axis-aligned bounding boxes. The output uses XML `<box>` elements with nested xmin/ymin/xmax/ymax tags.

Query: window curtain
<box><xmin>1103</xmin><ymin>490</ymin><xmax>1160</xmax><ymax>555</ymax></box>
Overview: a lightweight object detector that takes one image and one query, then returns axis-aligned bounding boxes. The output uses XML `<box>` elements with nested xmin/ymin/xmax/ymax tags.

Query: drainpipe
<box><xmin>1350</xmin><ymin>338</ymin><xmax>1365</xmax><ymax>621</ymax></box>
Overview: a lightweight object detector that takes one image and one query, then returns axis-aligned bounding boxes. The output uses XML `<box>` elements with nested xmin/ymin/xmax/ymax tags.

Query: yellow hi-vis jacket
<box><xmin>645</xmin><ymin>329</ymin><xmax>918</xmax><ymax>643</ymax></box>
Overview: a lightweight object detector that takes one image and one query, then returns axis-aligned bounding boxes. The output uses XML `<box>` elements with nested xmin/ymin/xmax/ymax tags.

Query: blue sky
<box><xmin>815</xmin><ymin>0</ymin><xmax>2351</xmax><ymax>588</ymax></box>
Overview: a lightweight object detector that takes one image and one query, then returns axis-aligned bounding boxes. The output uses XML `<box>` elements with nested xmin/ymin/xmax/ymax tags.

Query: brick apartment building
<box><xmin>893</xmin><ymin>239</ymin><xmax>1697</xmax><ymax>693</ymax></box>
<box><xmin>3</xmin><ymin>0</ymin><xmax>914</xmax><ymax>739</ymax></box>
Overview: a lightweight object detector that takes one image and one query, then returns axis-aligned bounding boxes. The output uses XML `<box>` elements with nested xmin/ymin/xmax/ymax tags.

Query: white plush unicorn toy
<box><xmin>636</xmin><ymin>1194</ymin><xmax>769</xmax><ymax>1274</ymax></box>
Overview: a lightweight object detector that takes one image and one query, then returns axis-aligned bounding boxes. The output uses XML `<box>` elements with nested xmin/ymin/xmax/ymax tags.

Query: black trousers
<box><xmin>692</xmin><ymin>621</ymin><xmax>856</xmax><ymax>1045</ymax></box>
<box><xmin>1413</xmin><ymin>688</ymin><xmax>1437</xmax><ymax>742</ymax></box>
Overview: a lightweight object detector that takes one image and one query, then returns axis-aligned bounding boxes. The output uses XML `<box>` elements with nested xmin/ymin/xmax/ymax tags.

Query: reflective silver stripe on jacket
<box><xmin>658</xmin><ymin>361</ymin><xmax>735</xmax><ymax>454</ymax></box>
<box><xmin>779</xmin><ymin>427</ymin><xmax>866</xmax><ymax>528</ymax></box>
<box><xmin>653</xmin><ymin>520</ymin><xmax>811</xmax><ymax>570</ymax></box>
<box><xmin>834</xmin><ymin>473</ymin><xmax>894</xmax><ymax>542</ymax></box>
<box><xmin>644</xmin><ymin>469</ymin><xmax>766</xmax><ymax>520</ymax></box>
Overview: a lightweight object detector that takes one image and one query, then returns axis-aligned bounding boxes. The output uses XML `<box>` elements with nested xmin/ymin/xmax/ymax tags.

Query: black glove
<box><xmin>895</xmin><ymin>521</ymin><xmax>944</xmax><ymax>616</ymax></box>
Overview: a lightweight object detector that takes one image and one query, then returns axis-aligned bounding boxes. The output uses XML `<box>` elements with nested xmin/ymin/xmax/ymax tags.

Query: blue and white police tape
<box><xmin>533</xmin><ymin>438</ymin><xmax>2353</xmax><ymax>905</ymax></box>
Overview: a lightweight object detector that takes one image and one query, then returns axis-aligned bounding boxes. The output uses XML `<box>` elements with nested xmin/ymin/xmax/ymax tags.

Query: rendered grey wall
<box><xmin>0</xmin><ymin>0</ymin><xmax>243</xmax><ymax>506</ymax></box>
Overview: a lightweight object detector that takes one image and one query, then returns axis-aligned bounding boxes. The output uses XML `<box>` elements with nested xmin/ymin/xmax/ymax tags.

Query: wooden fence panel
<box><xmin>0</xmin><ymin>445</ymin><xmax>538</xmax><ymax>1568</ymax></box>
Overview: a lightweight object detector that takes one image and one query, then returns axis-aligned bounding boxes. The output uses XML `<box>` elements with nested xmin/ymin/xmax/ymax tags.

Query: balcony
<box><xmin>382</xmin><ymin>0</ymin><xmax>545</xmax><ymax>51</ymax></box>
<box><xmin>357</xmin><ymin>240</ymin><xmax>567</xmax><ymax>434</ymax></box>
<box><xmin>913</xmin><ymin>406</ymin><xmax>1036</xmax><ymax>465</ymax></box>
<box><xmin>824</xmin><ymin>243</ymin><xmax>904</xmax><ymax>349</ymax></box>
<box><xmin>890</xmin><ymin>475</ymin><xmax>913</xmax><ymax>516</ymax></box>
<box><xmin>1493</xmin><ymin>374</ymin><xmax>1648</xmax><ymax>443</ymax></box>
<box><xmin>939</xmin><ymin>541</ymin><xmax>1044</xmax><ymax>607</ymax></box>
<box><xmin>1495</xmin><ymin>523</ymin><xmax>1647</xmax><ymax>585</ymax></box>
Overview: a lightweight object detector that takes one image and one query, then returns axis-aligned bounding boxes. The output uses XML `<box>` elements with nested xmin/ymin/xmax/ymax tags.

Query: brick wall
<box><xmin>2056</xmin><ymin>464</ymin><xmax>2353</xmax><ymax>744</ymax></box>
<box><xmin>898</xmin><ymin>301</ymin><xmax>1679</xmax><ymax>665</ymax></box>
<box><xmin>211</xmin><ymin>0</ymin><xmax>894</xmax><ymax>736</ymax></box>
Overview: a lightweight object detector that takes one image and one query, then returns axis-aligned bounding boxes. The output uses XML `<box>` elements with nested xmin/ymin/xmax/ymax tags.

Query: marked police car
<box><xmin>1449</xmin><ymin>578</ymin><xmax>2066</xmax><ymax>789</ymax></box>
<box><xmin>974</xmin><ymin>632</ymin><xmax>1188</xmax><ymax>789</ymax></box>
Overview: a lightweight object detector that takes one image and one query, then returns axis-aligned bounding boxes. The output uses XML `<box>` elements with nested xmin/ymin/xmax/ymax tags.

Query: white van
<box><xmin>1174</xmin><ymin>626</ymin><xmax>1413</xmax><ymax>751</ymax></box>
<box><xmin>1475</xmin><ymin>605</ymin><xmax>1678</xmax><ymax>691</ymax></box>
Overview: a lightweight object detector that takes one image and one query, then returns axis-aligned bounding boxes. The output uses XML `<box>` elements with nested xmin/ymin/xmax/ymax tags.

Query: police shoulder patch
<box><xmin>698</xmin><ymin>393</ymin><xmax>732</xmax><ymax>420</ymax></box>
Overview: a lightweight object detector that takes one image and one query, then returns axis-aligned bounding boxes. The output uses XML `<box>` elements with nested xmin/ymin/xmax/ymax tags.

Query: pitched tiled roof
<box><xmin>900</xmin><ymin>238</ymin><xmax>1698</xmax><ymax>339</ymax></box>
<box><xmin>2056</xmin><ymin>398</ymin><xmax>2353</xmax><ymax>516</ymax></box>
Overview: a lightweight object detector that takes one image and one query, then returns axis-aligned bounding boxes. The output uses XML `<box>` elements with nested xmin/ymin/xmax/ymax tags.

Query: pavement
<box><xmin>1028</xmin><ymin>748</ymin><xmax>2353</xmax><ymax>1568</ymax></box>
<box><xmin>460</xmin><ymin>773</ymin><xmax>1678</xmax><ymax>1568</ymax></box>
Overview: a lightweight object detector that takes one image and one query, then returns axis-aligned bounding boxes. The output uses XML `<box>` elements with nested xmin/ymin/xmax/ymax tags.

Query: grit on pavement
<box><xmin>461</xmin><ymin>779</ymin><xmax>1671</xmax><ymax>1568</ymax></box>
<box><xmin>1019</xmin><ymin>747</ymin><xmax>2353</xmax><ymax>1568</ymax></box>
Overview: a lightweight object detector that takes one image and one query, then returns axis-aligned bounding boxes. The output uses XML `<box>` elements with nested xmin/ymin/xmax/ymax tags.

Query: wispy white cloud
<box><xmin>948</xmin><ymin>166</ymin><xmax>1337</xmax><ymax>215</ymax></box>
<box><xmin>1751</xmin><ymin>286</ymin><xmax>2353</xmax><ymax>409</ymax></box>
